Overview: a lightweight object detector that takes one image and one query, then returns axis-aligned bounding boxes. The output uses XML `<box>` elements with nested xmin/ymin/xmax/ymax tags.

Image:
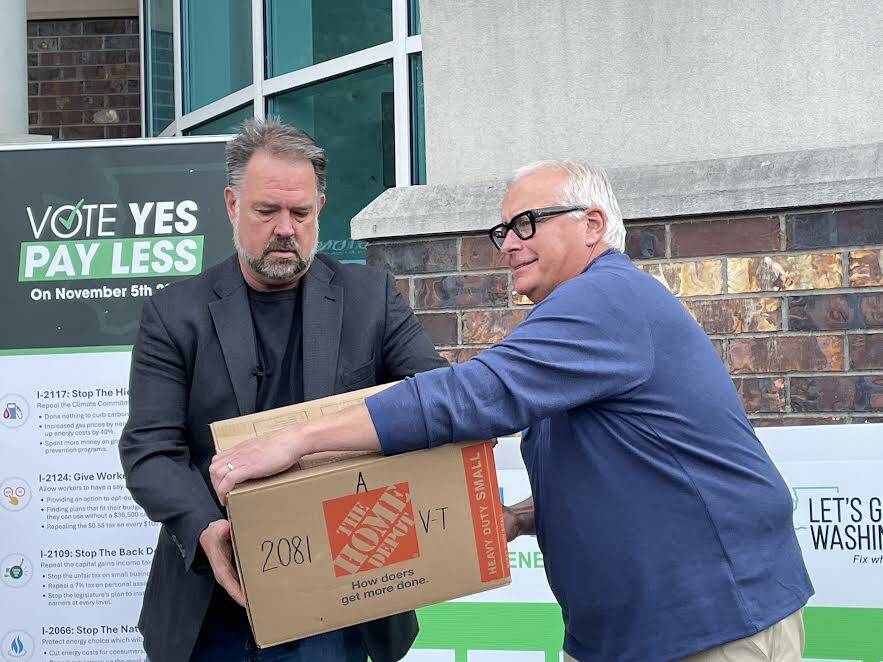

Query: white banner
<box><xmin>2</xmin><ymin>349</ymin><xmax>882</xmax><ymax>661</ymax></box>
<box><xmin>1</xmin><ymin>352</ymin><xmax>157</xmax><ymax>662</ymax></box>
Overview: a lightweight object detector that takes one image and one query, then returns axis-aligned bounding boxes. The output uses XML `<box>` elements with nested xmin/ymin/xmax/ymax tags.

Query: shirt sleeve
<box><xmin>366</xmin><ymin>272</ymin><xmax>654</xmax><ymax>455</ymax></box>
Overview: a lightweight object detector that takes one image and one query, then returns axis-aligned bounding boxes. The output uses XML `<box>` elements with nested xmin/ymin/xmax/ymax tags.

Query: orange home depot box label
<box><xmin>225</xmin><ymin>440</ymin><xmax>511</xmax><ymax>648</ymax></box>
<box><xmin>324</xmin><ymin>482</ymin><xmax>420</xmax><ymax>576</ymax></box>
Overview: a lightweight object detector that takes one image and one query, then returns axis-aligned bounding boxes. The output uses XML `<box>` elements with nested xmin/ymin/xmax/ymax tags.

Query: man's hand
<box><xmin>210</xmin><ymin>402</ymin><xmax>381</xmax><ymax>504</ymax></box>
<box><xmin>503</xmin><ymin>505</ymin><xmax>521</xmax><ymax>542</ymax></box>
<box><xmin>199</xmin><ymin>519</ymin><xmax>245</xmax><ymax>606</ymax></box>
<box><xmin>503</xmin><ymin>497</ymin><xmax>535</xmax><ymax>542</ymax></box>
<box><xmin>210</xmin><ymin>427</ymin><xmax>302</xmax><ymax>505</ymax></box>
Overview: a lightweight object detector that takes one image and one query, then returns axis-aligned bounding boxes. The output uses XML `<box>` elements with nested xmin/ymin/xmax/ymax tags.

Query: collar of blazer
<box><xmin>208</xmin><ymin>253</ymin><xmax>344</xmax><ymax>415</ymax></box>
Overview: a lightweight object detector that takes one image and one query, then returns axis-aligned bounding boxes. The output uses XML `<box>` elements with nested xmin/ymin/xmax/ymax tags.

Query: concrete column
<box><xmin>0</xmin><ymin>0</ymin><xmax>29</xmax><ymax>137</ymax></box>
<box><xmin>421</xmin><ymin>0</ymin><xmax>883</xmax><ymax>185</ymax></box>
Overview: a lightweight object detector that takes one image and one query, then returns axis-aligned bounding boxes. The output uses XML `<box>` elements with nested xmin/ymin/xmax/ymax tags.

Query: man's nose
<box><xmin>500</xmin><ymin>228</ymin><xmax>522</xmax><ymax>254</ymax></box>
<box><xmin>274</xmin><ymin>214</ymin><xmax>296</xmax><ymax>237</ymax></box>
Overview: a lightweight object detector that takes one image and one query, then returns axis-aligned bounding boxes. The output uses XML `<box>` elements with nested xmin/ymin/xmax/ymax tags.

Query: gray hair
<box><xmin>226</xmin><ymin>117</ymin><xmax>327</xmax><ymax>196</ymax></box>
<box><xmin>511</xmin><ymin>160</ymin><xmax>626</xmax><ymax>252</ymax></box>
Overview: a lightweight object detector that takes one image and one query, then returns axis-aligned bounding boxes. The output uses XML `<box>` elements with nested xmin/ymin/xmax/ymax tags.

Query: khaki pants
<box><xmin>563</xmin><ymin>609</ymin><xmax>805</xmax><ymax>662</ymax></box>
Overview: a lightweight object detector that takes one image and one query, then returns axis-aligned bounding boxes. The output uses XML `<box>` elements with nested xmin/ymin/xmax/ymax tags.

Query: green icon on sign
<box><xmin>60</xmin><ymin>196</ymin><xmax>86</xmax><ymax>231</ymax></box>
<box><xmin>1</xmin><ymin>554</ymin><xmax>32</xmax><ymax>587</ymax></box>
<box><xmin>5</xmin><ymin>561</ymin><xmax>24</xmax><ymax>580</ymax></box>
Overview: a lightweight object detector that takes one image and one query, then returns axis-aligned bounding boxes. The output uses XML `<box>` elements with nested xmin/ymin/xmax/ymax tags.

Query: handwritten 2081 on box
<box><xmin>209</xmin><ymin>383</ymin><xmax>511</xmax><ymax>648</ymax></box>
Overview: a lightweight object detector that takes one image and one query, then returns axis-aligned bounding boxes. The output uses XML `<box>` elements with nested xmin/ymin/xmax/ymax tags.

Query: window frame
<box><xmin>144</xmin><ymin>0</ymin><xmax>423</xmax><ymax>187</ymax></box>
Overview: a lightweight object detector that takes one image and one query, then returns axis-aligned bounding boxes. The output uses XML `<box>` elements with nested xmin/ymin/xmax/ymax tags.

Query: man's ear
<box><xmin>584</xmin><ymin>209</ymin><xmax>607</xmax><ymax>247</ymax></box>
<box><xmin>316</xmin><ymin>194</ymin><xmax>326</xmax><ymax>218</ymax></box>
<box><xmin>224</xmin><ymin>186</ymin><xmax>237</xmax><ymax>225</ymax></box>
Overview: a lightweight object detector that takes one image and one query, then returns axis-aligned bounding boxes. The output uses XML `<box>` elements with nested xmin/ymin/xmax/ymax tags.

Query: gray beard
<box><xmin>233</xmin><ymin>221</ymin><xmax>317</xmax><ymax>283</ymax></box>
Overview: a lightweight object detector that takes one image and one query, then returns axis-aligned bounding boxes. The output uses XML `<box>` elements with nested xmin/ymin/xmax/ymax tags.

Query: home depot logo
<box><xmin>323</xmin><ymin>482</ymin><xmax>419</xmax><ymax>577</ymax></box>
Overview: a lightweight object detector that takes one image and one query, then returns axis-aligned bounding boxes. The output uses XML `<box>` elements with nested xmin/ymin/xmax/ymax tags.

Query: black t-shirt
<box><xmin>201</xmin><ymin>285</ymin><xmax>307</xmax><ymax>635</ymax></box>
<box><xmin>247</xmin><ymin>285</ymin><xmax>304</xmax><ymax>411</ymax></box>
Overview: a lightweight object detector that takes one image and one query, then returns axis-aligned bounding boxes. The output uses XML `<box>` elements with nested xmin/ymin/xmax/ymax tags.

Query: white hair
<box><xmin>510</xmin><ymin>160</ymin><xmax>626</xmax><ymax>252</ymax></box>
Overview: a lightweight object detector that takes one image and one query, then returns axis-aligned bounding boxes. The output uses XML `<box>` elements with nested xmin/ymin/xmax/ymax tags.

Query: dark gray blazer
<box><xmin>119</xmin><ymin>253</ymin><xmax>447</xmax><ymax>662</ymax></box>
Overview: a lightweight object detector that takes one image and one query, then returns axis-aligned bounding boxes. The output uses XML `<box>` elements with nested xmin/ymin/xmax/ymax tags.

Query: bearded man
<box><xmin>119</xmin><ymin>118</ymin><xmax>446</xmax><ymax>662</ymax></box>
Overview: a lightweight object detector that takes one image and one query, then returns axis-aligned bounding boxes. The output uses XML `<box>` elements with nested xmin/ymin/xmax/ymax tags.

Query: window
<box><xmin>185</xmin><ymin>105</ymin><xmax>253</xmax><ymax>135</ymax></box>
<box><xmin>146</xmin><ymin>0</ymin><xmax>427</xmax><ymax>259</ymax></box>
<box><xmin>266</xmin><ymin>0</ymin><xmax>392</xmax><ymax>77</ymax></box>
<box><xmin>409</xmin><ymin>0</ymin><xmax>421</xmax><ymax>36</ymax></box>
<box><xmin>182</xmin><ymin>0</ymin><xmax>252</xmax><ymax>112</ymax></box>
<box><xmin>410</xmin><ymin>53</ymin><xmax>425</xmax><ymax>184</ymax></box>
<box><xmin>270</xmin><ymin>63</ymin><xmax>395</xmax><ymax>263</ymax></box>
<box><xmin>143</xmin><ymin>0</ymin><xmax>175</xmax><ymax>136</ymax></box>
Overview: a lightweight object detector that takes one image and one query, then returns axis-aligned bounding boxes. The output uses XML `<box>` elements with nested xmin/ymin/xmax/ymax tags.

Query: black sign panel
<box><xmin>0</xmin><ymin>139</ymin><xmax>232</xmax><ymax>351</ymax></box>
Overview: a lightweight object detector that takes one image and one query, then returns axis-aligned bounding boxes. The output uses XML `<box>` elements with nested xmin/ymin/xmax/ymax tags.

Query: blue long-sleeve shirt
<box><xmin>366</xmin><ymin>250</ymin><xmax>813</xmax><ymax>661</ymax></box>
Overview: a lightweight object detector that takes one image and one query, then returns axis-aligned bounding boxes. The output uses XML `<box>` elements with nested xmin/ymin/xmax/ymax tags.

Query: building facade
<box><xmin>8</xmin><ymin>0</ymin><xmax>883</xmax><ymax>426</ymax></box>
<box><xmin>355</xmin><ymin>0</ymin><xmax>883</xmax><ymax>428</ymax></box>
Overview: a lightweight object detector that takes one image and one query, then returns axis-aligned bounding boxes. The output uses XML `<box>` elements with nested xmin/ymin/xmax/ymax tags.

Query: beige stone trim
<box><xmin>352</xmin><ymin>143</ymin><xmax>883</xmax><ymax>241</ymax></box>
<box><xmin>28</xmin><ymin>0</ymin><xmax>138</xmax><ymax>20</ymax></box>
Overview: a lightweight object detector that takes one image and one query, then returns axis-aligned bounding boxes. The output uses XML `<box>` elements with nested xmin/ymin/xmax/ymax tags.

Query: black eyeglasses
<box><xmin>488</xmin><ymin>206</ymin><xmax>588</xmax><ymax>250</ymax></box>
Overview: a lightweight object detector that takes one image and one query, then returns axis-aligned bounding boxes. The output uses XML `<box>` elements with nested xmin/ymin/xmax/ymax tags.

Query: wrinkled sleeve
<box><xmin>366</xmin><ymin>276</ymin><xmax>653</xmax><ymax>455</ymax></box>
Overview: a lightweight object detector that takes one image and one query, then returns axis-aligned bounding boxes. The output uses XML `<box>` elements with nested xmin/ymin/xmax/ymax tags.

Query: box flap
<box><xmin>210</xmin><ymin>383</ymin><xmax>394</xmax><ymax>452</ymax></box>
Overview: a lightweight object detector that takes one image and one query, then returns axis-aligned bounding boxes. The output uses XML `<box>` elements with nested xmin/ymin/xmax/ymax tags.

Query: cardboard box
<box><xmin>210</xmin><ymin>384</ymin><xmax>511</xmax><ymax>648</ymax></box>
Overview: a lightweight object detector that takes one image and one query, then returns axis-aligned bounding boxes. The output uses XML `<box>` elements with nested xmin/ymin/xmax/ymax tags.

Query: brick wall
<box><xmin>367</xmin><ymin>204</ymin><xmax>883</xmax><ymax>427</ymax></box>
<box><xmin>27</xmin><ymin>18</ymin><xmax>142</xmax><ymax>141</ymax></box>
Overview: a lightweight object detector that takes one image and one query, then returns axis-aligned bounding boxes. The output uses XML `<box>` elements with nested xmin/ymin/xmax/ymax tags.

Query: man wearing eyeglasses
<box><xmin>210</xmin><ymin>161</ymin><xmax>813</xmax><ymax>662</ymax></box>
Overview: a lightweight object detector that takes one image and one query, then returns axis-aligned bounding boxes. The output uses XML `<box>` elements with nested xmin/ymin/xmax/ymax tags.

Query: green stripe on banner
<box><xmin>19</xmin><ymin>236</ymin><xmax>204</xmax><ymax>282</ymax></box>
<box><xmin>804</xmin><ymin>607</ymin><xmax>883</xmax><ymax>662</ymax></box>
<box><xmin>411</xmin><ymin>603</ymin><xmax>883</xmax><ymax>662</ymax></box>
<box><xmin>414</xmin><ymin>602</ymin><xmax>563</xmax><ymax>662</ymax></box>
<box><xmin>0</xmin><ymin>345</ymin><xmax>132</xmax><ymax>356</ymax></box>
